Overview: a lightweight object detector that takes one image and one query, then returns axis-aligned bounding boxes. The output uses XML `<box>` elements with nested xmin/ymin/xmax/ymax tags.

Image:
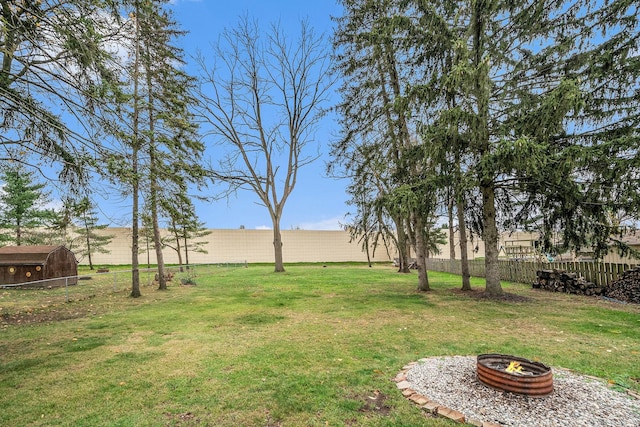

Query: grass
<box><xmin>1</xmin><ymin>264</ymin><xmax>639</xmax><ymax>426</ymax></box>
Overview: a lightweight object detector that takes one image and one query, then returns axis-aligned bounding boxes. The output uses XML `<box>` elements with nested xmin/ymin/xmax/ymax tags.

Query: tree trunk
<box><xmin>131</xmin><ymin>180</ymin><xmax>141</xmax><ymax>297</ymax></box>
<box><xmin>481</xmin><ymin>184</ymin><xmax>502</xmax><ymax>296</ymax></box>
<box><xmin>145</xmin><ymin>28</ymin><xmax>167</xmax><ymax>291</ymax></box>
<box><xmin>395</xmin><ymin>216</ymin><xmax>411</xmax><ymax>273</ymax></box>
<box><xmin>448</xmin><ymin>192</ymin><xmax>456</xmax><ymax>260</ymax></box>
<box><xmin>85</xmin><ymin>222</ymin><xmax>94</xmax><ymax>270</ymax></box>
<box><xmin>364</xmin><ymin>234</ymin><xmax>372</xmax><ymax>267</ymax></box>
<box><xmin>183</xmin><ymin>231</ymin><xmax>190</xmax><ymax>269</ymax></box>
<box><xmin>414</xmin><ymin>213</ymin><xmax>430</xmax><ymax>292</ymax></box>
<box><xmin>144</xmin><ymin>236</ymin><xmax>151</xmax><ymax>266</ymax></box>
<box><xmin>130</xmin><ymin>1</ymin><xmax>141</xmax><ymax>298</ymax></box>
<box><xmin>457</xmin><ymin>193</ymin><xmax>471</xmax><ymax>291</ymax></box>
<box><xmin>152</xmin><ymin>205</ymin><xmax>167</xmax><ymax>290</ymax></box>
<box><xmin>471</xmin><ymin>0</ymin><xmax>501</xmax><ymax>296</ymax></box>
<box><xmin>172</xmin><ymin>226</ymin><xmax>184</xmax><ymax>272</ymax></box>
<box><xmin>273</xmin><ymin>220</ymin><xmax>285</xmax><ymax>272</ymax></box>
<box><xmin>149</xmin><ymin>150</ymin><xmax>167</xmax><ymax>290</ymax></box>
<box><xmin>87</xmin><ymin>253</ymin><xmax>94</xmax><ymax>270</ymax></box>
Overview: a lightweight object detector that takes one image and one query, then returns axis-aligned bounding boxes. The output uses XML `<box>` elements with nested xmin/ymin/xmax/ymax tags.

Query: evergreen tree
<box><xmin>434</xmin><ymin>0</ymin><xmax>640</xmax><ymax>294</ymax></box>
<box><xmin>139</xmin><ymin>211</ymin><xmax>155</xmax><ymax>269</ymax></box>
<box><xmin>181</xmin><ymin>218</ymin><xmax>210</xmax><ymax>269</ymax></box>
<box><xmin>111</xmin><ymin>0</ymin><xmax>201</xmax><ymax>296</ymax></box>
<box><xmin>0</xmin><ymin>165</ymin><xmax>57</xmax><ymax>245</ymax></box>
<box><xmin>513</xmin><ymin>0</ymin><xmax>640</xmax><ymax>259</ymax></box>
<box><xmin>69</xmin><ymin>198</ymin><xmax>114</xmax><ymax>270</ymax></box>
<box><xmin>332</xmin><ymin>0</ymin><xmax>444</xmax><ymax>290</ymax></box>
<box><xmin>162</xmin><ymin>194</ymin><xmax>210</xmax><ymax>270</ymax></box>
<box><xmin>332</xmin><ymin>0</ymin><xmax>640</xmax><ymax>297</ymax></box>
<box><xmin>127</xmin><ymin>0</ymin><xmax>144</xmax><ymax>298</ymax></box>
<box><xmin>131</xmin><ymin>0</ymin><xmax>203</xmax><ymax>290</ymax></box>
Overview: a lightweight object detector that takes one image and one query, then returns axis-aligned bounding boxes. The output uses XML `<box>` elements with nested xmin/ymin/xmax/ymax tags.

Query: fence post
<box><xmin>113</xmin><ymin>272</ymin><xmax>117</xmax><ymax>292</ymax></box>
<box><xmin>65</xmin><ymin>277</ymin><xmax>69</xmax><ymax>303</ymax></box>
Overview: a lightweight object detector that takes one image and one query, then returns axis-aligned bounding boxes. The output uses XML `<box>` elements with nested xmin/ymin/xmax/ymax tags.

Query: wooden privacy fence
<box><xmin>424</xmin><ymin>259</ymin><xmax>638</xmax><ymax>287</ymax></box>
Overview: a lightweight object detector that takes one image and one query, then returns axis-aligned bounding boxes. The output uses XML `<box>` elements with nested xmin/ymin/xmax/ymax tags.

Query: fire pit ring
<box><xmin>477</xmin><ymin>354</ymin><xmax>553</xmax><ymax>397</ymax></box>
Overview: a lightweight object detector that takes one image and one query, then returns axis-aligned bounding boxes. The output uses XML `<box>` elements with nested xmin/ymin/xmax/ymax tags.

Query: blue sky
<box><xmin>161</xmin><ymin>0</ymin><xmax>348</xmax><ymax>230</ymax></box>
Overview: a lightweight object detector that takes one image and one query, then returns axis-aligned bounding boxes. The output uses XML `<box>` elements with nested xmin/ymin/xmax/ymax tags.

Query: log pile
<box><xmin>603</xmin><ymin>268</ymin><xmax>640</xmax><ymax>304</ymax></box>
<box><xmin>534</xmin><ymin>270</ymin><xmax>606</xmax><ymax>296</ymax></box>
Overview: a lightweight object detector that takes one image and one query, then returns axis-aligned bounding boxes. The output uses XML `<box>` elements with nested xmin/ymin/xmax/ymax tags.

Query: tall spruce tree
<box><xmin>116</xmin><ymin>0</ymin><xmax>202</xmax><ymax>295</ymax></box>
<box><xmin>333</xmin><ymin>0</ymin><xmax>406</xmax><ymax>273</ymax></box>
<box><xmin>389</xmin><ymin>0</ymin><xmax>638</xmax><ymax>295</ymax></box>
<box><xmin>137</xmin><ymin>0</ymin><xmax>203</xmax><ymax>290</ymax></box>
<box><xmin>513</xmin><ymin>0</ymin><xmax>640</xmax><ymax>258</ymax></box>
<box><xmin>127</xmin><ymin>0</ymin><xmax>144</xmax><ymax>297</ymax></box>
<box><xmin>332</xmin><ymin>0</ymin><xmax>444</xmax><ymax>290</ymax></box>
<box><xmin>447</xmin><ymin>0</ymin><xmax>639</xmax><ymax>294</ymax></box>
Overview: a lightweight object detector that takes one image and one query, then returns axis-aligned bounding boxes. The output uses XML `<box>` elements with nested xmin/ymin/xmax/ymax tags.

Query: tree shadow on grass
<box><xmin>339</xmin><ymin>289</ymin><xmax>434</xmax><ymax>309</ymax></box>
<box><xmin>449</xmin><ymin>288</ymin><xmax>532</xmax><ymax>303</ymax></box>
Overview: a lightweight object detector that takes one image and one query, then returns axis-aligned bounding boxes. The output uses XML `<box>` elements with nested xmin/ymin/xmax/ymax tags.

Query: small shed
<box><xmin>0</xmin><ymin>245</ymin><xmax>78</xmax><ymax>287</ymax></box>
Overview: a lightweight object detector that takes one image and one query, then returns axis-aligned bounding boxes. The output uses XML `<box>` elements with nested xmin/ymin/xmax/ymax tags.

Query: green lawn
<box><xmin>1</xmin><ymin>264</ymin><xmax>639</xmax><ymax>426</ymax></box>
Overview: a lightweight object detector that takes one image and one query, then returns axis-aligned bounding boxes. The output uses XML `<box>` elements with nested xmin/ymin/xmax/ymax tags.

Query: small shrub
<box><xmin>180</xmin><ymin>277</ymin><xmax>197</xmax><ymax>286</ymax></box>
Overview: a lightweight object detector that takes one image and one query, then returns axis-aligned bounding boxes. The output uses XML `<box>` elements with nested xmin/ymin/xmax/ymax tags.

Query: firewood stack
<box><xmin>534</xmin><ymin>270</ymin><xmax>606</xmax><ymax>296</ymax></box>
<box><xmin>603</xmin><ymin>268</ymin><xmax>640</xmax><ymax>304</ymax></box>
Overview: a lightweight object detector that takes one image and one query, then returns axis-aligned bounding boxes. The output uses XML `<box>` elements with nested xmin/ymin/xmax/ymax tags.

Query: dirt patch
<box><xmin>357</xmin><ymin>390</ymin><xmax>391</xmax><ymax>416</ymax></box>
<box><xmin>164</xmin><ymin>411</ymin><xmax>200</xmax><ymax>426</ymax></box>
<box><xmin>449</xmin><ymin>288</ymin><xmax>532</xmax><ymax>303</ymax></box>
<box><xmin>1</xmin><ymin>307</ymin><xmax>94</xmax><ymax>326</ymax></box>
<box><xmin>263</xmin><ymin>410</ymin><xmax>282</xmax><ymax>427</ymax></box>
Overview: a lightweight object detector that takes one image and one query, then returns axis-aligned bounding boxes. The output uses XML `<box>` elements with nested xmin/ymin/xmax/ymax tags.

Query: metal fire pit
<box><xmin>477</xmin><ymin>354</ymin><xmax>553</xmax><ymax>397</ymax></box>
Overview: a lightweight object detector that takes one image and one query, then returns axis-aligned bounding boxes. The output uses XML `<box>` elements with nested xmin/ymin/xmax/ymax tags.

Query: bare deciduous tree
<box><xmin>197</xmin><ymin>17</ymin><xmax>332</xmax><ymax>272</ymax></box>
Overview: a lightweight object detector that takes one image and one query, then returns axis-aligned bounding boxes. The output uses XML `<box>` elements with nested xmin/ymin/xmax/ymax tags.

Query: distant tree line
<box><xmin>0</xmin><ymin>165</ymin><xmax>114</xmax><ymax>269</ymax></box>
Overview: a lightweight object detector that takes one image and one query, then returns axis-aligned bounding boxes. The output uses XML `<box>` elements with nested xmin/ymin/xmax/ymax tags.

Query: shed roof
<box><xmin>0</xmin><ymin>245</ymin><xmax>65</xmax><ymax>265</ymax></box>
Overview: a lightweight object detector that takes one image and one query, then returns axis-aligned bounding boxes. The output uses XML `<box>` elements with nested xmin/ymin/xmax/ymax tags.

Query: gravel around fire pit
<box><xmin>405</xmin><ymin>356</ymin><xmax>640</xmax><ymax>427</ymax></box>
